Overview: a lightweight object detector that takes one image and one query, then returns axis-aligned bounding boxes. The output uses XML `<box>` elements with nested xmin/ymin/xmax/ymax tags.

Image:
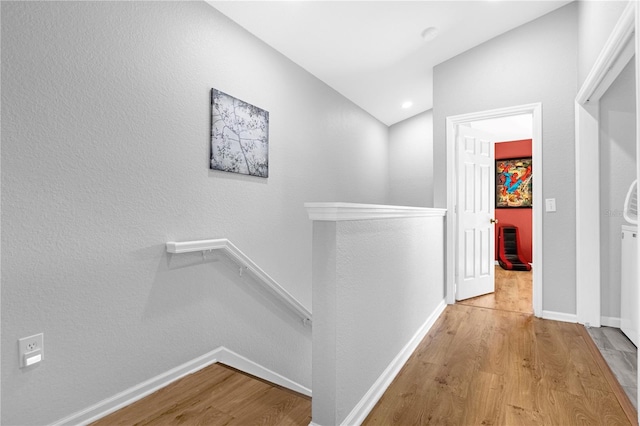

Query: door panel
<box><xmin>457</xmin><ymin>126</ymin><xmax>496</xmax><ymax>301</ymax></box>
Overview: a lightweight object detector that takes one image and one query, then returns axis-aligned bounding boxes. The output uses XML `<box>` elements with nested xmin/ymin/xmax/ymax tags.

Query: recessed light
<box><xmin>402</xmin><ymin>101</ymin><xmax>413</xmax><ymax>109</ymax></box>
<box><xmin>421</xmin><ymin>27</ymin><xmax>439</xmax><ymax>42</ymax></box>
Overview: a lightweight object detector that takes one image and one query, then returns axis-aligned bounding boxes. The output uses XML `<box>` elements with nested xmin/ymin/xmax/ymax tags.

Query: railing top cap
<box><xmin>304</xmin><ymin>202</ymin><xmax>447</xmax><ymax>221</ymax></box>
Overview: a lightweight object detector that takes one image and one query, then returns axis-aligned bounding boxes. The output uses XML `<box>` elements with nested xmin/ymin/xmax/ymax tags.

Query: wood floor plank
<box><xmin>364</xmin><ymin>304</ymin><xmax>632</xmax><ymax>426</ymax></box>
<box><xmin>460</xmin><ymin>371</ymin><xmax>506</xmax><ymax>425</ymax></box>
<box><xmin>504</xmin><ymin>313</ymin><xmax>542</xmax><ymax>412</ymax></box>
<box><xmin>91</xmin><ymin>364</ymin><xmax>311</xmax><ymax>426</ymax></box>
<box><xmin>458</xmin><ymin>266</ymin><xmax>533</xmax><ymax>314</ymax></box>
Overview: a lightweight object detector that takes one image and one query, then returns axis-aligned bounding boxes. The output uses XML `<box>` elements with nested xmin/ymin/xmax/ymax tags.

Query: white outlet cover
<box><xmin>18</xmin><ymin>333</ymin><xmax>43</xmax><ymax>368</ymax></box>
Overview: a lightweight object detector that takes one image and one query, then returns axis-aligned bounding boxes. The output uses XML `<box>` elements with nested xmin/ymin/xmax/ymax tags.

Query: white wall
<box><xmin>388</xmin><ymin>110</ymin><xmax>434</xmax><ymax>207</ymax></box>
<box><xmin>311</xmin><ymin>215</ymin><xmax>445</xmax><ymax>425</ymax></box>
<box><xmin>433</xmin><ymin>3</ymin><xmax>578</xmax><ymax>315</ymax></box>
<box><xmin>0</xmin><ymin>2</ymin><xmax>390</xmax><ymax>425</ymax></box>
<box><xmin>599</xmin><ymin>59</ymin><xmax>637</xmax><ymax>321</ymax></box>
<box><xmin>578</xmin><ymin>0</ymin><xmax>630</xmax><ymax>88</ymax></box>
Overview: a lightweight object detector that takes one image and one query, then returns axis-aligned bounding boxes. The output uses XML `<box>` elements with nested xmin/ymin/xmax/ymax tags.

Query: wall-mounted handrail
<box><xmin>166</xmin><ymin>238</ymin><xmax>312</xmax><ymax>325</ymax></box>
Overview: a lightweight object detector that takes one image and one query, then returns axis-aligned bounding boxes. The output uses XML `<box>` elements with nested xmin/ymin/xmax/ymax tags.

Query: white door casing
<box><xmin>575</xmin><ymin>1</ymin><xmax>634</xmax><ymax>327</ymax></box>
<box><xmin>456</xmin><ymin>126</ymin><xmax>496</xmax><ymax>300</ymax></box>
<box><xmin>446</xmin><ymin>103</ymin><xmax>542</xmax><ymax>317</ymax></box>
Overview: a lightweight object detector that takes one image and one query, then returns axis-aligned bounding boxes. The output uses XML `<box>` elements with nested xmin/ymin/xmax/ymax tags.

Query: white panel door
<box><xmin>456</xmin><ymin>126</ymin><xmax>496</xmax><ymax>301</ymax></box>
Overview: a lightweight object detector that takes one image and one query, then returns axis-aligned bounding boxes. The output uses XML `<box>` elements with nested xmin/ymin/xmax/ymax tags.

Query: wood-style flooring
<box><xmin>364</xmin><ymin>303</ymin><xmax>634</xmax><ymax>425</ymax></box>
<box><xmin>457</xmin><ymin>266</ymin><xmax>532</xmax><ymax>314</ymax></box>
<box><xmin>91</xmin><ymin>364</ymin><xmax>311</xmax><ymax>426</ymax></box>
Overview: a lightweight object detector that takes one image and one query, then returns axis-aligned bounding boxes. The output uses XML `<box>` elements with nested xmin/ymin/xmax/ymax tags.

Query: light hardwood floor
<box><xmin>364</xmin><ymin>303</ymin><xmax>633</xmax><ymax>425</ymax></box>
<box><xmin>91</xmin><ymin>364</ymin><xmax>311</xmax><ymax>426</ymax></box>
<box><xmin>457</xmin><ymin>266</ymin><xmax>532</xmax><ymax>314</ymax></box>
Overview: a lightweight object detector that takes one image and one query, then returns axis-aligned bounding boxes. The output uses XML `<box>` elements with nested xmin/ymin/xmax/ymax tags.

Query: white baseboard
<box><xmin>601</xmin><ymin>316</ymin><xmax>621</xmax><ymax>328</ymax></box>
<box><xmin>542</xmin><ymin>310</ymin><xmax>578</xmax><ymax>323</ymax></box>
<box><xmin>339</xmin><ymin>299</ymin><xmax>447</xmax><ymax>426</ymax></box>
<box><xmin>51</xmin><ymin>347</ymin><xmax>310</xmax><ymax>426</ymax></box>
<box><xmin>217</xmin><ymin>347</ymin><xmax>311</xmax><ymax>396</ymax></box>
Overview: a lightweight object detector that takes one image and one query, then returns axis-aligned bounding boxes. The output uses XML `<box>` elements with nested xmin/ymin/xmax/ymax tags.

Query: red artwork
<box><xmin>496</xmin><ymin>158</ymin><xmax>532</xmax><ymax>208</ymax></box>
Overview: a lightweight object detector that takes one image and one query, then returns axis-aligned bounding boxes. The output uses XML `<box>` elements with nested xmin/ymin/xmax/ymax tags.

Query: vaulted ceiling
<box><xmin>208</xmin><ymin>1</ymin><xmax>572</xmax><ymax>126</ymax></box>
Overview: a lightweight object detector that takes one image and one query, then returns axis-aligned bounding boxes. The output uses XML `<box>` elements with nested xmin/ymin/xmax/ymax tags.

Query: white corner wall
<box><xmin>310</xmin><ymin>213</ymin><xmax>446</xmax><ymax>425</ymax></box>
<box><xmin>433</xmin><ymin>3</ymin><xmax>578</xmax><ymax>315</ymax></box>
<box><xmin>599</xmin><ymin>59</ymin><xmax>637</xmax><ymax>320</ymax></box>
<box><xmin>388</xmin><ymin>110</ymin><xmax>434</xmax><ymax>207</ymax></box>
<box><xmin>0</xmin><ymin>2</ymin><xmax>390</xmax><ymax>425</ymax></box>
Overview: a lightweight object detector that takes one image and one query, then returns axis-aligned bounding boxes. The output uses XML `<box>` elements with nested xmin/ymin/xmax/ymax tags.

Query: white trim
<box><xmin>217</xmin><ymin>348</ymin><xmax>312</xmax><ymax>396</ymax></box>
<box><xmin>304</xmin><ymin>202</ymin><xmax>446</xmax><ymax>221</ymax></box>
<box><xmin>166</xmin><ymin>238</ymin><xmax>312</xmax><ymax>324</ymax></box>
<box><xmin>339</xmin><ymin>300</ymin><xmax>447</xmax><ymax>426</ymax></box>
<box><xmin>601</xmin><ymin>316</ymin><xmax>621</xmax><ymax>328</ymax></box>
<box><xmin>542</xmin><ymin>310</ymin><xmax>578</xmax><ymax>324</ymax></box>
<box><xmin>635</xmin><ymin>1</ymin><xmax>640</xmax><ymax>418</ymax></box>
<box><xmin>575</xmin><ymin>1</ymin><xmax>635</xmax><ymax>328</ymax></box>
<box><xmin>445</xmin><ymin>103</ymin><xmax>543</xmax><ymax>318</ymax></box>
<box><xmin>51</xmin><ymin>347</ymin><xmax>311</xmax><ymax>426</ymax></box>
<box><xmin>576</xmin><ymin>1</ymin><xmax>635</xmax><ymax>105</ymax></box>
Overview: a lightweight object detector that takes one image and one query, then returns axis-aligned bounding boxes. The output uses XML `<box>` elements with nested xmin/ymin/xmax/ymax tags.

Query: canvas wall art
<box><xmin>210</xmin><ymin>89</ymin><xmax>269</xmax><ymax>178</ymax></box>
<box><xmin>496</xmin><ymin>157</ymin><xmax>532</xmax><ymax>208</ymax></box>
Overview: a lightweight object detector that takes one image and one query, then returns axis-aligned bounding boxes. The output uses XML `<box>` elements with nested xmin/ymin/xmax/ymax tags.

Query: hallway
<box><xmin>363</xmin><ymin>303</ymin><xmax>632</xmax><ymax>425</ymax></box>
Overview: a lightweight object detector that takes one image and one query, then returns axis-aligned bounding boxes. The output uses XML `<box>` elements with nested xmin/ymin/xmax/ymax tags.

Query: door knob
<box><xmin>490</xmin><ymin>218</ymin><xmax>499</xmax><ymax>224</ymax></box>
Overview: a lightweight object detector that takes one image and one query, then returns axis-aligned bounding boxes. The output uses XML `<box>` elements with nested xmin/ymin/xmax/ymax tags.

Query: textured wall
<box><xmin>311</xmin><ymin>215</ymin><xmax>445</xmax><ymax>425</ymax></box>
<box><xmin>388</xmin><ymin>110</ymin><xmax>434</xmax><ymax>207</ymax></box>
<box><xmin>0</xmin><ymin>2</ymin><xmax>389</xmax><ymax>424</ymax></box>
<box><xmin>433</xmin><ymin>3</ymin><xmax>578</xmax><ymax>315</ymax></box>
<box><xmin>599</xmin><ymin>59</ymin><xmax>637</xmax><ymax>320</ymax></box>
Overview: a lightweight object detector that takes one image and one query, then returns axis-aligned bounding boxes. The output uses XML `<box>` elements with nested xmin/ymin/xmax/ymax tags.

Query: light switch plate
<box><xmin>545</xmin><ymin>198</ymin><xmax>557</xmax><ymax>212</ymax></box>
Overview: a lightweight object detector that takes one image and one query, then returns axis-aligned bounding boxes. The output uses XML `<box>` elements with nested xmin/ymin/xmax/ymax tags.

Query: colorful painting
<box><xmin>496</xmin><ymin>158</ymin><xmax>532</xmax><ymax>208</ymax></box>
<box><xmin>210</xmin><ymin>89</ymin><xmax>269</xmax><ymax>178</ymax></box>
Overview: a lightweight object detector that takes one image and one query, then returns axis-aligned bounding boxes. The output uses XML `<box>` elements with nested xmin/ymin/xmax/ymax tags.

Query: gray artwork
<box><xmin>210</xmin><ymin>89</ymin><xmax>269</xmax><ymax>178</ymax></box>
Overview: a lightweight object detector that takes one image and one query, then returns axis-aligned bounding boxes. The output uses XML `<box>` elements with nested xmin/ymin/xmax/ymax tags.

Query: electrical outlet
<box><xmin>18</xmin><ymin>333</ymin><xmax>43</xmax><ymax>368</ymax></box>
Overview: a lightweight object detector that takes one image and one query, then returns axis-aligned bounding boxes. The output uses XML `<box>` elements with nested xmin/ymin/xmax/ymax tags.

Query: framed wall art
<box><xmin>496</xmin><ymin>157</ymin><xmax>532</xmax><ymax>208</ymax></box>
<box><xmin>210</xmin><ymin>89</ymin><xmax>269</xmax><ymax>178</ymax></box>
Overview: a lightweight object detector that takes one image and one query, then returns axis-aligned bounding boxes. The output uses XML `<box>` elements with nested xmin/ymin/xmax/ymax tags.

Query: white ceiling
<box><xmin>208</xmin><ymin>1</ymin><xmax>571</xmax><ymax>126</ymax></box>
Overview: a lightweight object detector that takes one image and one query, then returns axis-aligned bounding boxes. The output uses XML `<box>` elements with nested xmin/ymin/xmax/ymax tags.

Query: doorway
<box><xmin>445</xmin><ymin>103</ymin><xmax>543</xmax><ymax>317</ymax></box>
<box><xmin>458</xmin><ymin>115</ymin><xmax>534</xmax><ymax>314</ymax></box>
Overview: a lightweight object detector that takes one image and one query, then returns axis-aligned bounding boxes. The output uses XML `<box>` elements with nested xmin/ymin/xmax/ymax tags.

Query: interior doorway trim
<box><xmin>446</xmin><ymin>103</ymin><xmax>543</xmax><ymax>317</ymax></box>
<box><xmin>575</xmin><ymin>1</ymin><xmax>635</xmax><ymax>327</ymax></box>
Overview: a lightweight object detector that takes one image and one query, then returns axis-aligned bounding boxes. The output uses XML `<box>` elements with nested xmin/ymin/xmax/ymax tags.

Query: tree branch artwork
<box><xmin>210</xmin><ymin>89</ymin><xmax>269</xmax><ymax>178</ymax></box>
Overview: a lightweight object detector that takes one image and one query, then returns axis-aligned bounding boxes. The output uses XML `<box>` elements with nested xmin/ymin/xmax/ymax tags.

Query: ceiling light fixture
<box><xmin>402</xmin><ymin>101</ymin><xmax>413</xmax><ymax>109</ymax></box>
<box><xmin>421</xmin><ymin>27</ymin><xmax>439</xmax><ymax>42</ymax></box>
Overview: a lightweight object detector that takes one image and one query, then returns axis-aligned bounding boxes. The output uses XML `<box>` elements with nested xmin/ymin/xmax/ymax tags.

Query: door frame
<box><xmin>575</xmin><ymin>1</ymin><xmax>635</xmax><ymax>327</ymax></box>
<box><xmin>446</xmin><ymin>103</ymin><xmax>543</xmax><ymax>317</ymax></box>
